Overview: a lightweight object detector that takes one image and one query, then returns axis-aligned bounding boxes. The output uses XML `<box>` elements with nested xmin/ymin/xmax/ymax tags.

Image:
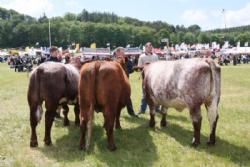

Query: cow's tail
<box><xmin>28</xmin><ymin>68</ymin><xmax>43</xmax><ymax>124</ymax></box>
<box><xmin>205</xmin><ymin>59</ymin><xmax>221</xmax><ymax>143</ymax></box>
<box><xmin>85</xmin><ymin>62</ymin><xmax>100</xmax><ymax>150</ymax></box>
<box><xmin>206</xmin><ymin>58</ymin><xmax>221</xmax><ymax>104</ymax></box>
<box><xmin>36</xmin><ymin>105</ymin><xmax>43</xmax><ymax>123</ymax></box>
<box><xmin>35</xmin><ymin>68</ymin><xmax>44</xmax><ymax>123</ymax></box>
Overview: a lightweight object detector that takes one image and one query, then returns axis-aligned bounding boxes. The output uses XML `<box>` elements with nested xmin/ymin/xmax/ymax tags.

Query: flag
<box><xmin>237</xmin><ymin>41</ymin><xmax>240</xmax><ymax>47</ymax></box>
<box><xmin>90</xmin><ymin>42</ymin><xmax>96</xmax><ymax>48</ymax></box>
<box><xmin>25</xmin><ymin>47</ymin><xmax>30</xmax><ymax>52</ymax></box>
<box><xmin>76</xmin><ymin>43</ymin><xmax>80</xmax><ymax>50</ymax></box>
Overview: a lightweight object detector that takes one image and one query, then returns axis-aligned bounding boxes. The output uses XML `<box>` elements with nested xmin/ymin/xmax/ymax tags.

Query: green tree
<box><xmin>187</xmin><ymin>24</ymin><xmax>201</xmax><ymax>33</ymax></box>
<box><xmin>183</xmin><ymin>32</ymin><xmax>196</xmax><ymax>44</ymax></box>
<box><xmin>169</xmin><ymin>33</ymin><xmax>177</xmax><ymax>45</ymax></box>
<box><xmin>64</xmin><ymin>13</ymin><xmax>77</xmax><ymax>21</ymax></box>
<box><xmin>198</xmin><ymin>32</ymin><xmax>211</xmax><ymax>43</ymax></box>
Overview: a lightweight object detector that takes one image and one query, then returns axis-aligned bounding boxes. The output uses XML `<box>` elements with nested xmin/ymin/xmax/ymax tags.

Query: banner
<box><xmin>83</xmin><ymin>47</ymin><xmax>110</xmax><ymax>57</ymax></box>
<box><xmin>124</xmin><ymin>47</ymin><xmax>142</xmax><ymax>55</ymax></box>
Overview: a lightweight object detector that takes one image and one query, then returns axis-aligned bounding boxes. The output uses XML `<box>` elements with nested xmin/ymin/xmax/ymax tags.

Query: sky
<box><xmin>0</xmin><ymin>0</ymin><xmax>250</xmax><ymax>30</ymax></box>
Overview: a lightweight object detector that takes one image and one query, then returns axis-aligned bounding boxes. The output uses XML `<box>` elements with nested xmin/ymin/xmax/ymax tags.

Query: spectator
<box><xmin>46</xmin><ymin>46</ymin><xmax>61</xmax><ymax>62</ymax></box>
<box><xmin>135</xmin><ymin>42</ymin><xmax>160</xmax><ymax>115</ymax></box>
<box><xmin>114</xmin><ymin>47</ymin><xmax>137</xmax><ymax>117</ymax></box>
<box><xmin>15</xmin><ymin>56</ymin><xmax>24</xmax><ymax>72</ymax></box>
<box><xmin>233</xmin><ymin>55</ymin><xmax>237</xmax><ymax>66</ymax></box>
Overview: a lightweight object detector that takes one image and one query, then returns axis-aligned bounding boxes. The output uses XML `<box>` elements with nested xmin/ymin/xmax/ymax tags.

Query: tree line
<box><xmin>1</xmin><ymin>7</ymin><xmax>250</xmax><ymax>49</ymax></box>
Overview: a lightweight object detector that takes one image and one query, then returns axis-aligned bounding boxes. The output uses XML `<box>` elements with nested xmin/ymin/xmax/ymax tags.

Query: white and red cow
<box><xmin>143</xmin><ymin>58</ymin><xmax>221</xmax><ymax>146</ymax></box>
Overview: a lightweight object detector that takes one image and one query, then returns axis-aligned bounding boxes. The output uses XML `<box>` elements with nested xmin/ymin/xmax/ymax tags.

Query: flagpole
<box><xmin>222</xmin><ymin>9</ymin><xmax>226</xmax><ymax>29</ymax></box>
<box><xmin>49</xmin><ymin>18</ymin><xmax>51</xmax><ymax>47</ymax></box>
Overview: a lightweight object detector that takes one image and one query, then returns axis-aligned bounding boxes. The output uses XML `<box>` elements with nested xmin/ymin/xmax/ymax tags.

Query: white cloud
<box><xmin>226</xmin><ymin>3</ymin><xmax>250</xmax><ymax>28</ymax></box>
<box><xmin>0</xmin><ymin>0</ymin><xmax>54</xmax><ymax>18</ymax></box>
<box><xmin>181</xmin><ymin>3</ymin><xmax>250</xmax><ymax>30</ymax></box>
<box><xmin>181</xmin><ymin>9</ymin><xmax>219</xmax><ymax>30</ymax></box>
<box><xmin>64</xmin><ymin>0</ymin><xmax>79</xmax><ymax>9</ymax></box>
<box><xmin>181</xmin><ymin>10</ymin><xmax>208</xmax><ymax>23</ymax></box>
<box><xmin>63</xmin><ymin>0</ymin><xmax>82</xmax><ymax>14</ymax></box>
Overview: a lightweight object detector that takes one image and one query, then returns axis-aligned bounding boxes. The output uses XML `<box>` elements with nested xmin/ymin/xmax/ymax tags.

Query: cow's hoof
<box><xmin>149</xmin><ymin>121</ymin><xmax>155</xmax><ymax>128</ymax></box>
<box><xmin>207</xmin><ymin>140</ymin><xmax>216</xmax><ymax>146</ymax></box>
<box><xmin>115</xmin><ymin>125</ymin><xmax>122</xmax><ymax>130</ymax></box>
<box><xmin>44</xmin><ymin>139</ymin><xmax>52</xmax><ymax>146</ymax></box>
<box><xmin>75</xmin><ymin>121</ymin><xmax>80</xmax><ymax>127</ymax></box>
<box><xmin>55</xmin><ymin>114</ymin><xmax>61</xmax><ymax>119</ymax></box>
<box><xmin>191</xmin><ymin>137</ymin><xmax>200</xmax><ymax>147</ymax></box>
<box><xmin>79</xmin><ymin>145</ymin><xmax>85</xmax><ymax>150</ymax></box>
<box><xmin>160</xmin><ymin>120</ymin><xmax>167</xmax><ymax>127</ymax></box>
<box><xmin>30</xmin><ymin>140</ymin><xmax>38</xmax><ymax>147</ymax></box>
<box><xmin>63</xmin><ymin>120</ymin><xmax>70</xmax><ymax>126</ymax></box>
<box><xmin>191</xmin><ymin>141</ymin><xmax>200</xmax><ymax>147</ymax></box>
<box><xmin>108</xmin><ymin>144</ymin><xmax>117</xmax><ymax>151</ymax></box>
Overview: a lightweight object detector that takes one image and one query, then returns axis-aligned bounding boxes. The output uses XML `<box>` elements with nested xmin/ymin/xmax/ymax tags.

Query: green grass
<box><xmin>0</xmin><ymin>62</ymin><xmax>250</xmax><ymax>167</ymax></box>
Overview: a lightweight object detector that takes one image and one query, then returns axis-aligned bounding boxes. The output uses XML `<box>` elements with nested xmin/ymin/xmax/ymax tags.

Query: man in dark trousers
<box><xmin>47</xmin><ymin>46</ymin><xmax>62</xmax><ymax>118</ymax></box>
<box><xmin>114</xmin><ymin>47</ymin><xmax>137</xmax><ymax>117</ymax></box>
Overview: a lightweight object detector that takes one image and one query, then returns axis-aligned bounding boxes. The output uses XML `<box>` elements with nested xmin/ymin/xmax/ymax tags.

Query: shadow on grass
<box><xmin>166</xmin><ymin>114</ymin><xmax>189</xmax><ymax>123</ymax></box>
<box><xmin>125</xmin><ymin>114</ymin><xmax>250</xmax><ymax>166</ymax></box>
<box><xmin>160</xmin><ymin>123</ymin><xmax>250</xmax><ymax>166</ymax></box>
<box><xmin>38</xmin><ymin>118</ymin><xmax>158</xmax><ymax>166</ymax></box>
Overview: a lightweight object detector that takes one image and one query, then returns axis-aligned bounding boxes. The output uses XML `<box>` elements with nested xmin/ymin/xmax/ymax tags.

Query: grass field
<box><xmin>0</xmin><ymin>62</ymin><xmax>250</xmax><ymax>167</ymax></box>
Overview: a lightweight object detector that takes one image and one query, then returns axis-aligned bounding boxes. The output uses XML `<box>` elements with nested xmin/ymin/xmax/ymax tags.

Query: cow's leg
<box><xmin>115</xmin><ymin>107</ymin><xmax>122</xmax><ymax>129</ymax></box>
<box><xmin>30</xmin><ymin>104</ymin><xmax>39</xmax><ymax>147</ymax></box>
<box><xmin>147</xmin><ymin>96</ymin><xmax>156</xmax><ymax>127</ymax></box>
<box><xmin>149</xmin><ymin>104</ymin><xmax>156</xmax><ymax>128</ymax></box>
<box><xmin>62</xmin><ymin>104</ymin><xmax>70</xmax><ymax>126</ymax></box>
<box><xmin>74</xmin><ymin>103</ymin><xmax>80</xmax><ymax>126</ymax></box>
<box><xmin>104</xmin><ymin>106</ymin><xmax>116</xmax><ymax>151</ymax></box>
<box><xmin>79</xmin><ymin>115</ymin><xmax>87</xmax><ymax>150</ymax></box>
<box><xmin>144</xmin><ymin>84</ymin><xmax>156</xmax><ymax>127</ymax></box>
<box><xmin>190</xmin><ymin>106</ymin><xmax>202</xmax><ymax>146</ymax></box>
<box><xmin>205</xmin><ymin>99</ymin><xmax>219</xmax><ymax>145</ymax></box>
<box><xmin>44</xmin><ymin>104</ymin><xmax>56</xmax><ymax>146</ymax></box>
<box><xmin>80</xmin><ymin>103</ymin><xmax>94</xmax><ymax>151</ymax></box>
<box><xmin>160</xmin><ymin>106</ymin><xmax>168</xmax><ymax>127</ymax></box>
<box><xmin>55</xmin><ymin>106</ymin><xmax>61</xmax><ymax>118</ymax></box>
<box><xmin>85</xmin><ymin>105</ymin><xmax>94</xmax><ymax>151</ymax></box>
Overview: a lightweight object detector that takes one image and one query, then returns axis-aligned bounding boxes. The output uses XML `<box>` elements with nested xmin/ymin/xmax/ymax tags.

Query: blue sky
<box><xmin>1</xmin><ymin>0</ymin><xmax>250</xmax><ymax>30</ymax></box>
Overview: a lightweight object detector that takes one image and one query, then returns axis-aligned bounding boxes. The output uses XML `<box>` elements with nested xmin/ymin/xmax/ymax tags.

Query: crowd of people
<box><xmin>3</xmin><ymin>41</ymin><xmax>250</xmax><ymax>117</ymax></box>
<box><xmin>218</xmin><ymin>54</ymin><xmax>250</xmax><ymax>66</ymax></box>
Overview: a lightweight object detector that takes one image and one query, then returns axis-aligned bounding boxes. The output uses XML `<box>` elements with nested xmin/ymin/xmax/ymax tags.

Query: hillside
<box><xmin>0</xmin><ymin>7</ymin><xmax>250</xmax><ymax>48</ymax></box>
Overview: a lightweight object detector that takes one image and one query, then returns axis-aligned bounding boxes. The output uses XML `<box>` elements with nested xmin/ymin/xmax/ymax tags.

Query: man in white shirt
<box><xmin>137</xmin><ymin>42</ymin><xmax>158</xmax><ymax>68</ymax></box>
<box><xmin>136</xmin><ymin>42</ymin><xmax>159</xmax><ymax>115</ymax></box>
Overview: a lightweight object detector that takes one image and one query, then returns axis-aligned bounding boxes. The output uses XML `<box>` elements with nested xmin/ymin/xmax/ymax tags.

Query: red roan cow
<box><xmin>78</xmin><ymin>58</ymin><xmax>130</xmax><ymax>151</ymax></box>
<box><xmin>28</xmin><ymin>61</ymin><xmax>81</xmax><ymax>147</ymax></box>
<box><xmin>143</xmin><ymin>58</ymin><xmax>221</xmax><ymax>146</ymax></box>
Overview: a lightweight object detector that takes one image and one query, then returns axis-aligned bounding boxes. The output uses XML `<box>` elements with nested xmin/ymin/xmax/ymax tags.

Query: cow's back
<box><xmin>79</xmin><ymin>60</ymin><xmax>130</xmax><ymax>110</ymax></box>
<box><xmin>28</xmin><ymin>62</ymin><xmax>79</xmax><ymax>103</ymax></box>
<box><xmin>144</xmin><ymin>58</ymin><xmax>216</xmax><ymax>111</ymax></box>
<box><xmin>96</xmin><ymin>61</ymin><xmax>130</xmax><ymax>107</ymax></box>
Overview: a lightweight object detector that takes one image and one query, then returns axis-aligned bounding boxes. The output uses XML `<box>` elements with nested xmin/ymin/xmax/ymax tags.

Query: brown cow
<box><xmin>143</xmin><ymin>58</ymin><xmax>221</xmax><ymax>146</ymax></box>
<box><xmin>78</xmin><ymin>58</ymin><xmax>130</xmax><ymax>151</ymax></box>
<box><xmin>28</xmin><ymin>60</ymin><xmax>81</xmax><ymax>147</ymax></box>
